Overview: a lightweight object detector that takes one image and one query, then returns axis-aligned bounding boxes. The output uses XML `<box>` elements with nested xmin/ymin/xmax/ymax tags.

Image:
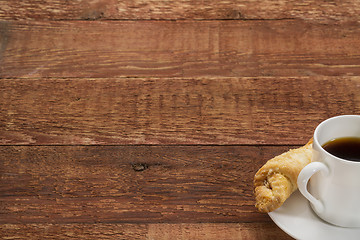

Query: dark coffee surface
<box><xmin>322</xmin><ymin>137</ymin><xmax>360</xmax><ymax>162</ymax></box>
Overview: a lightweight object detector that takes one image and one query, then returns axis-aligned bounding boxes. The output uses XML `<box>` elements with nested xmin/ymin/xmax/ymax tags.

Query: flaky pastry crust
<box><xmin>254</xmin><ymin>138</ymin><xmax>313</xmax><ymax>212</ymax></box>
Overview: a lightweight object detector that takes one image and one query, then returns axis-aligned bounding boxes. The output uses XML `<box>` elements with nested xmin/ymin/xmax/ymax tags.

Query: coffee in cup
<box><xmin>297</xmin><ymin>115</ymin><xmax>360</xmax><ymax>227</ymax></box>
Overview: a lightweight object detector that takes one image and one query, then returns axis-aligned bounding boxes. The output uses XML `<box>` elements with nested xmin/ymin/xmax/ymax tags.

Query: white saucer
<box><xmin>268</xmin><ymin>190</ymin><xmax>360</xmax><ymax>240</ymax></box>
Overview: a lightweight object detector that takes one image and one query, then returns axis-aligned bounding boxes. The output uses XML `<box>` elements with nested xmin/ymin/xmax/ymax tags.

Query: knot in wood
<box><xmin>132</xmin><ymin>163</ymin><xmax>148</xmax><ymax>172</ymax></box>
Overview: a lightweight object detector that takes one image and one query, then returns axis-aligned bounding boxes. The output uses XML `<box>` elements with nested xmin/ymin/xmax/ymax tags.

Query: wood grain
<box><xmin>3</xmin><ymin>1</ymin><xmax>355</xmax><ymax>240</ymax></box>
<box><xmin>0</xmin><ymin>0</ymin><xmax>359</xmax><ymax>24</ymax></box>
<box><xmin>0</xmin><ymin>223</ymin><xmax>292</xmax><ymax>239</ymax></box>
<box><xmin>1</xmin><ymin>77</ymin><xmax>359</xmax><ymax>145</ymax></box>
<box><xmin>2</xmin><ymin>20</ymin><xmax>360</xmax><ymax>78</ymax></box>
<box><xmin>0</xmin><ymin>223</ymin><xmax>148</xmax><ymax>240</ymax></box>
<box><xmin>0</xmin><ymin>145</ymin><xmax>294</xmax><ymax>224</ymax></box>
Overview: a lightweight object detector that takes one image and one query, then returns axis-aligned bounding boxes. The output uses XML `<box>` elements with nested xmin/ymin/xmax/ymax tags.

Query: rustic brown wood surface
<box><xmin>0</xmin><ymin>223</ymin><xmax>288</xmax><ymax>240</ymax></box>
<box><xmin>0</xmin><ymin>145</ymin><xmax>293</xmax><ymax>239</ymax></box>
<box><xmin>1</xmin><ymin>0</ymin><xmax>360</xmax><ymax>23</ymax></box>
<box><xmin>0</xmin><ymin>77</ymin><xmax>359</xmax><ymax>145</ymax></box>
<box><xmin>2</xmin><ymin>20</ymin><xmax>360</xmax><ymax>78</ymax></box>
<box><xmin>0</xmin><ymin>145</ymin><xmax>291</xmax><ymax>223</ymax></box>
<box><xmin>1</xmin><ymin>0</ymin><xmax>360</xmax><ymax>239</ymax></box>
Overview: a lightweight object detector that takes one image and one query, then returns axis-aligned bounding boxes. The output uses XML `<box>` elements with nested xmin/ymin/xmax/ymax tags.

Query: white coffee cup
<box><xmin>297</xmin><ymin>115</ymin><xmax>360</xmax><ymax>227</ymax></box>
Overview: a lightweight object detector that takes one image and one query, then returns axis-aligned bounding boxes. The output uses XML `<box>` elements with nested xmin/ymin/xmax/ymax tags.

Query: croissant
<box><xmin>254</xmin><ymin>138</ymin><xmax>313</xmax><ymax>212</ymax></box>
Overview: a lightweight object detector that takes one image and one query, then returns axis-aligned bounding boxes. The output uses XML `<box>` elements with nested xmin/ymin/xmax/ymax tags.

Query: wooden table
<box><xmin>1</xmin><ymin>1</ymin><xmax>359</xmax><ymax>239</ymax></box>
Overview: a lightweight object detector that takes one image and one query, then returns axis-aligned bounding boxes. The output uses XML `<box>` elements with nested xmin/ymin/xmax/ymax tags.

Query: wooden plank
<box><xmin>0</xmin><ymin>223</ymin><xmax>148</xmax><ymax>240</ymax></box>
<box><xmin>2</xmin><ymin>20</ymin><xmax>360</xmax><ymax>78</ymax></box>
<box><xmin>147</xmin><ymin>223</ymin><xmax>292</xmax><ymax>240</ymax></box>
<box><xmin>0</xmin><ymin>0</ymin><xmax>359</xmax><ymax>23</ymax></box>
<box><xmin>1</xmin><ymin>77</ymin><xmax>359</xmax><ymax>145</ymax></box>
<box><xmin>0</xmin><ymin>223</ymin><xmax>292</xmax><ymax>240</ymax></box>
<box><xmin>0</xmin><ymin>145</ymin><xmax>295</xmax><ymax>224</ymax></box>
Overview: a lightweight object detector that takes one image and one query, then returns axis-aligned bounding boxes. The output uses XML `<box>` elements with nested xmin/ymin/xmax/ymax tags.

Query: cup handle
<box><xmin>297</xmin><ymin>162</ymin><xmax>329</xmax><ymax>213</ymax></box>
